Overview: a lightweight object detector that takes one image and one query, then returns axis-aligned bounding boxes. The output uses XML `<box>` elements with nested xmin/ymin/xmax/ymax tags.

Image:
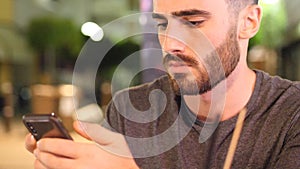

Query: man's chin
<box><xmin>169</xmin><ymin>76</ymin><xmax>212</xmax><ymax>96</ymax></box>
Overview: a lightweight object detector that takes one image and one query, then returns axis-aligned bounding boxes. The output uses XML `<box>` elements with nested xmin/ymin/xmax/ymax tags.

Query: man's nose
<box><xmin>159</xmin><ymin>27</ymin><xmax>186</xmax><ymax>55</ymax></box>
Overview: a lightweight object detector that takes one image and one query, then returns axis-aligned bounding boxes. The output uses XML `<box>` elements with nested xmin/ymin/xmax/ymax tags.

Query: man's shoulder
<box><xmin>128</xmin><ymin>75</ymin><xmax>170</xmax><ymax>91</ymax></box>
<box><xmin>107</xmin><ymin>75</ymin><xmax>175</xmax><ymax>119</ymax></box>
<box><xmin>258</xmin><ymin>70</ymin><xmax>300</xmax><ymax>96</ymax></box>
<box><xmin>112</xmin><ymin>75</ymin><xmax>173</xmax><ymax>101</ymax></box>
<box><xmin>251</xmin><ymin>70</ymin><xmax>300</xmax><ymax>119</ymax></box>
<box><xmin>256</xmin><ymin>71</ymin><xmax>300</xmax><ymax>117</ymax></box>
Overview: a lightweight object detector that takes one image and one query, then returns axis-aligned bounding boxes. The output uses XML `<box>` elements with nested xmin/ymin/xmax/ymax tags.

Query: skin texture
<box><xmin>25</xmin><ymin>0</ymin><xmax>262</xmax><ymax>168</ymax></box>
<box><xmin>25</xmin><ymin>121</ymin><xmax>138</xmax><ymax>169</ymax></box>
<box><xmin>153</xmin><ymin>0</ymin><xmax>261</xmax><ymax>120</ymax></box>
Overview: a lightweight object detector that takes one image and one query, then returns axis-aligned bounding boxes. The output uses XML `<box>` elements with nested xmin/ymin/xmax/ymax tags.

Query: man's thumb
<box><xmin>73</xmin><ymin>103</ymin><xmax>104</xmax><ymax>140</ymax></box>
<box><xmin>73</xmin><ymin>120</ymin><xmax>133</xmax><ymax>157</ymax></box>
<box><xmin>73</xmin><ymin>120</ymin><xmax>92</xmax><ymax>140</ymax></box>
<box><xmin>74</xmin><ymin>120</ymin><xmax>121</xmax><ymax>145</ymax></box>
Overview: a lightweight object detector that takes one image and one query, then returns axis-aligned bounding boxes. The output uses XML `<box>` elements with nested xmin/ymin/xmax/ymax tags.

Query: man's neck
<box><xmin>183</xmin><ymin>64</ymin><xmax>256</xmax><ymax>122</ymax></box>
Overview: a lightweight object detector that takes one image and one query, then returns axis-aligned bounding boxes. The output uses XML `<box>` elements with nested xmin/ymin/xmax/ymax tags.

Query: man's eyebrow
<box><xmin>172</xmin><ymin>9</ymin><xmax>211</xmax><ymax>17</ymax></box>
<box><xmin>152</xmin><ymin>9</ymin><xmax>211</xmax><ymax>20</ymax></box>
<box><xmin>152</xmin><ymin>13</ymin><xmax>167</xmax><ymax>20</ymax></box>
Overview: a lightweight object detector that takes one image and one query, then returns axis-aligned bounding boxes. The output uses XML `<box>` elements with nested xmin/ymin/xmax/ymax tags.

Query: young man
<box><xmin>25</xmin><ymin>0</ymin><xmax>300</xmax><ymax>168</ymax></box>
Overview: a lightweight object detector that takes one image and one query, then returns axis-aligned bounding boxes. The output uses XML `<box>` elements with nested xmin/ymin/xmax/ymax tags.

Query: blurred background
<box><xmin>0</xmin><ymin>0</ymin><xmax>299</xmax><ymax>168</ymax></box>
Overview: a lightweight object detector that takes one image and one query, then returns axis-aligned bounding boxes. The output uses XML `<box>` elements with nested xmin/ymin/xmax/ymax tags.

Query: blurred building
<box><xmin>280</xmin><ymin>0</ymin><xmax>300</xmax><ymax>80</ymax></box>
<box><xmin>0</xmin><ymin>0</ymin><xmax>140</xmax><ymax>115</ymax></box>
<box><xmin>0</xmin><ymin>0</ymin><xmax>35</xmax><ymax>88</ymax></box>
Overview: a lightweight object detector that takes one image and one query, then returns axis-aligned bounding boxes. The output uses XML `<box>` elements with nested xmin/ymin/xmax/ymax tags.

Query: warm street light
<box><xmin>81</xmin><ymin>22</ymin><xmax>104</xmax><ymax>41</ymax></box>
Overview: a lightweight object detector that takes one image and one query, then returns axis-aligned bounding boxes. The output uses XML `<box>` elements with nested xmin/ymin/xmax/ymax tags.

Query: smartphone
<box><xmin>22</xmin><ymin>113</ymin><xmax>73</xmax><ymax>141</ymax></box>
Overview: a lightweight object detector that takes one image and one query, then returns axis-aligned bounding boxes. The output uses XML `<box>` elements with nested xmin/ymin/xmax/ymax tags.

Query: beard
<box><xmin>163</xmin><ymin>27</ymin><xmax>240</xmax><ymax>95</ymax></box>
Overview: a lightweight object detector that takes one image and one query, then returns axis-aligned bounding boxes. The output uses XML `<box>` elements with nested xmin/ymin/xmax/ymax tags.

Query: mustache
<box><xmin>163</xmin><ymin>53</ymin><xmax>199</xmax><ymax>66</ymax></box>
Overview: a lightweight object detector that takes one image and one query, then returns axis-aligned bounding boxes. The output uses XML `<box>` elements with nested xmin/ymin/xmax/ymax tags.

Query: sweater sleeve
<box><xmin>272</xmin><ymin>109</ymin><xmax>300</xmax><ymax>169</ymax></box>
<box><xmin>105</xmin><ymin>98</ymin><xmax>125</xmax><ymax>134</ymax></box>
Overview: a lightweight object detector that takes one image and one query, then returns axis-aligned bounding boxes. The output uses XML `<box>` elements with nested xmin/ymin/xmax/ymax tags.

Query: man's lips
<box><xmin>167</xmin><ymin>61</ymin><xmax>192</xmax><ymax>73</ymax></box>
<box><xmin>168</xmin><ymin>61</ymin><xmax>188</xmax><ymax>67</ymax></box>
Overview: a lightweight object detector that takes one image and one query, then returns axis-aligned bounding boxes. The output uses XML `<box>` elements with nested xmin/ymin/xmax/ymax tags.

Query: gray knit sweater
<box><xmin>106</xmin><ymin>70</ymin><xmax>300</xmax><ymax>169</ymax></box>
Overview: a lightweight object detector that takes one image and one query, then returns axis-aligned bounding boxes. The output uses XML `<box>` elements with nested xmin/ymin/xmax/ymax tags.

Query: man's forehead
<box><xmin>153</xmin><ymin>0</ymin><xmax>226</xmax><ymax>14</ymax></box>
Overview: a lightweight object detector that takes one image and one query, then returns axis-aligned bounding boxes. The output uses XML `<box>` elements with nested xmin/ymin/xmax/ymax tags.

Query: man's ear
<box><xmin>238</xmin><ymin>5</ymin><xmax>262</xmax><ymax>39</ymax></box>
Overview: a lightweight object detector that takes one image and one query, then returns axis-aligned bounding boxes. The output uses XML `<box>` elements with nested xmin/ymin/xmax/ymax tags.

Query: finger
<box><xmin>37</xmin><ymin>138</ymin><xmax>80</xmax><ymax>159</ymax></box>
<box><xmin>73</xmin><ymin>120</ymin><xmax>92</xmax><ymax>140</ymax></box>
<box><xmin>34</xmin><ymin>159</ymin><xmax>47</xmax><ymax>169</ymax></box>
<box><xmin>25</xmin><ymin>133</ymin><xmax>37</xmax><ymax>153</ymax></box>
<box><xmin>77</xmin><ymin>121</ymin><xmax>123</xmax><ymax>145</ymax></box>
<box><xmin>34</xmin><ymin>149</ymin><xmax>75</xmax><ymax>169</ymax></box>
<box><xmin>77</xmin><ymin>121</ymin><xmax>133</xmax><ymax>157</ymax></box>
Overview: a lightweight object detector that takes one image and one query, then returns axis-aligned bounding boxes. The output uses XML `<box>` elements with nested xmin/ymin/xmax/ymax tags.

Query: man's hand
<box><xmin>24</xmin><ymin>121</ymin><xmax>139</xmax><ymax>169</ymax></box>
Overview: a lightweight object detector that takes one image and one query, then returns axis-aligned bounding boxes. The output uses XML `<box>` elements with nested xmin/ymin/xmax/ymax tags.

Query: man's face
<box><xmin>153</xmin><ymin>0</ymin><xmax>241</xmax><ymax>95</ymax></box>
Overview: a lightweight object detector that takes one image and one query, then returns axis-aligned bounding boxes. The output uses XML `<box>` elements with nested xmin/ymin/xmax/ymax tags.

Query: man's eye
<box><xmin>157</xmin><ymin>23</ymin><xmax>168</xmax><ymax>30</ymax></box>
<box><xmin>183</xmin><ymin>20</ymin><xmax>205</xmax><ymax>27</ymax></box>
<box><xmin>188</xmin><ymin>20</ymin><xmax>205</xmax><ymax>27</ymax></box>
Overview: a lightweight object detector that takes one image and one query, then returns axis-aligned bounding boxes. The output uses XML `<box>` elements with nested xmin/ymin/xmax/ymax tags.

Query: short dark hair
<box><xmin>226</xmin><ymin>0</ymin><xmax>259</xmax><ymax>15</ymax></box>
<box><xmin>226</xmin><ymin>0</ymin><xmax>259</xmax><ymax>5</ymax></box>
